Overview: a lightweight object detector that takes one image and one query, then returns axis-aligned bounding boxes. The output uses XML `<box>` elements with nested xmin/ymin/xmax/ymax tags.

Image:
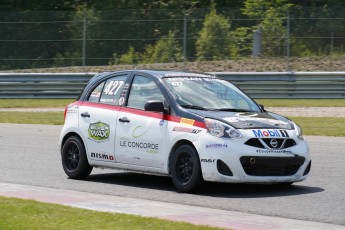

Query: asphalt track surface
<box><xmin>0</xmin><ymin>123</ymin><xmax>344</xmax><ymax>228</ymax></box>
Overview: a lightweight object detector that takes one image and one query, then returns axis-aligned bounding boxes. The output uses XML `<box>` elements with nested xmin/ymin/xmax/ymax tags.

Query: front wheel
<box><xmin>61</xmin><ymin>136</ymin><xmax>92</xmax><ymax>179</ymax></box>
<box><xmin>170</xmin><ymin>145</ymin><xmax>203</xmax><ymax>193</ymax></box>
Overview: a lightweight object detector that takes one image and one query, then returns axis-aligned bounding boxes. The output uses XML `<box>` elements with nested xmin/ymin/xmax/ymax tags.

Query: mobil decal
<box><xmin>252</xmin><ymin>129</ymin><xmax>289</xmax><ymax>138</ymax></box>
<box><xmin>88</xmin><ymin>122</ymin><xmax>110</xmax><ymax>142</ymax></box>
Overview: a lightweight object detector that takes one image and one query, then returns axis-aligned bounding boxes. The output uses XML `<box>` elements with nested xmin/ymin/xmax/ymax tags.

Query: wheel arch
<box><xmin>61</xmin><ymin>132</ymin><xmax>85</xmax><ymax>154</ymax></box>
<box><xmin>168</xmin><ymin>139</ymin><xmax>200</xmax><ymax>175</ymax></box>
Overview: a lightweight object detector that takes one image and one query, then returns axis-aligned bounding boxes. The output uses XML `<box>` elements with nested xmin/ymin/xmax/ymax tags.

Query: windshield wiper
<box><xmin>180</xmin><ymin>104</ymin><xmax>208</xmax><ymax>110</ymax></box>
<box><xmin>211</xmin><ymin>108</ymin><xmax>254</xmax><ymax>112</ymax></box>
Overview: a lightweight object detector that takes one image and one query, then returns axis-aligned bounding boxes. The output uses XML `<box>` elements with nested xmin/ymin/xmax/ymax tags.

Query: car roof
<box><xmin>92</xmin><ymin>69</ymin><xmax>215</xmax><ymax>80</ymax></box>
<box><xmin>80</xmin><ymin>69</ymin><xmax>216</xmax><ymax>101</ymax></box>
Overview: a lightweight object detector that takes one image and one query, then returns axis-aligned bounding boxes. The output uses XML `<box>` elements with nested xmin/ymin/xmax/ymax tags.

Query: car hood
<box><xmin>189</xmin><ymin>110</ymin><xmax>293</xmax><ymax>129</ymax></box>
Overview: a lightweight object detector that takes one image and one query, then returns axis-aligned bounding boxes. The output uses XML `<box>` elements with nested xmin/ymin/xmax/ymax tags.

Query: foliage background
<box><xmin>1</xmin><ymin>0</ymin><xmax>345</xmax><ymax>71</ymax></box>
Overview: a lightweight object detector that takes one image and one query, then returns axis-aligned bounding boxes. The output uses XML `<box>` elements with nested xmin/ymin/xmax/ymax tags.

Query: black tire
<box><xmin>170</xmin><ymin>145</ymin><xmax>203</xmax><ymax>193</ymax></box>
<box><xmin>61</xmin><ymin>136</ymin><xmax>93</xmax><ymax>179</ymax></box>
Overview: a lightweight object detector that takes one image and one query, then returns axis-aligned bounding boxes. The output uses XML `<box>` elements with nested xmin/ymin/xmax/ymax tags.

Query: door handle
<box><xmin>81</xmin><ymin>112</ymin><xmax>90</xmax><ymax>118</ymax></box>
<box><xmin>119</xmin><ymin>117</ymin><xmax>130</xmax><ymax>123</ymax></box>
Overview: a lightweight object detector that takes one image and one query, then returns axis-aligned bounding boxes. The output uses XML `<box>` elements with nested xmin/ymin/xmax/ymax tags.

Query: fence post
<box><xmin>252</xmin><ymin>28</ymin><xmax>262</xmax><ymax>57</ymax></box>
<box><xmin>286</xmin><ymin>9</ymin><xmax>291</xmax><ymax>72</ymax></box>
<box><xmin>82</xmin><ymin>10</ymin><xmax>87</xmax><ymax>69</ymax></box>
<box><xmin>183</xmin><ymin>11</ymin><xmax>188</xmax><ymax>62</ymax></box>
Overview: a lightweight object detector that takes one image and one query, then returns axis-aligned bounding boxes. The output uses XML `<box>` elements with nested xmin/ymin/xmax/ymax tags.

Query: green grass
<box><xmin>0</xmin><ymin>99</ymin><xmax>74</xmax><ymax>108</ymax></box>
<box><xmin>255</xmin><ymin>99</ymin><xmax>345</xmax><ymax>107</ymax></box>
<box><xmin>0</xmin><ymin>196</ymin><xmax>219</xmax><ymax>230</ymax></box>
<box><xmin>0</xmin><ymin>112</ymin><xmax>343</xmax><ymax>136</ymax></box>
<box><xmin>289</xmin><ymin>117</ymin><xmax>345</xmax><ymax>137</ymax></box>
<box><xmin>0</xmin><ymin>112</ymin><xmax>64</xmax><ymax>125</ymax></box>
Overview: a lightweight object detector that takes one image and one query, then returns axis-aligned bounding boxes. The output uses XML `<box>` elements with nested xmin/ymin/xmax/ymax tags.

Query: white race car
<box><xmin>60</xmin><ymin>70</ymin><xmax>311</xmax><ymax>192</ymax></box>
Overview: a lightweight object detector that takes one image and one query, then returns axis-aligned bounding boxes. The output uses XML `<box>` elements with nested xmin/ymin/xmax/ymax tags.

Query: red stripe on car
<box><xmin>79</xmin><ymin>101</ymin><xmax>206</xmax><ymax>129</ymax></box>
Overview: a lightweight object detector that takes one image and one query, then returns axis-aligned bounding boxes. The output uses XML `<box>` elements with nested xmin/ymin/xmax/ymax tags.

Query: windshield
<box><xmin>162</xmin><ymin>77</ymin><xmax>260</xmax><ymax>112</ymax></box>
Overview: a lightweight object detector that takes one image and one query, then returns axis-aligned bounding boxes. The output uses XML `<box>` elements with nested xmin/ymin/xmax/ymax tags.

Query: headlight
<box><xmin>205</xmin><ymin>118</ymin><xmax>242</xmax><ymax>139</ymax></box>
<box><xmin>292</xmin><ymin>122</ymin><xmax>304</xmax><ymax>140</ymax></box>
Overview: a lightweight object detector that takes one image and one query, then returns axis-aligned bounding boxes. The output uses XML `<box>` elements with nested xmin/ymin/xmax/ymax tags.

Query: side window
<box><xmin>88</xmin><ymin>82</ymin><xmax>105</xmax><ymax>103</ymax></box>
<box><xmin>127</xmin><ymin>75</ymin><xmax>165</xmax><ymax>110</ymax></box>
<box><xmin>99</xmin><ymin>75</ymin><xmax>127</xmax><ymax>105</ymax></box>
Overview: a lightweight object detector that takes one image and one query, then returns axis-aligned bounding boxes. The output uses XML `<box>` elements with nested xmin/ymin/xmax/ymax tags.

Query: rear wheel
<box><xmin>171</xmin><ymin>145</ymin><xmax>202</xmax><ymax>193</ymax></box>
<box><xmin>61</xmin><ymin>136</ymin><xmax>92</xmax><ymax>179</ymax></box>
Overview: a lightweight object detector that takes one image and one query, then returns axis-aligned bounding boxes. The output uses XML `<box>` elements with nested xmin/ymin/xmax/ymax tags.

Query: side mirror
<box><xmin>144</xmin><ymin>100</ymin><xmax>165</xmax><ymax>113</ymax></box>
<box><xmin>259</xmin><ymin>104</ymin><xmax>266</xmax><ymax>112</ymax></box>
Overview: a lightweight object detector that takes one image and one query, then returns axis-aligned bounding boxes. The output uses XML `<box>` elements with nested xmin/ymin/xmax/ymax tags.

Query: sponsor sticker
<box><xmin>67</xmin><ymin>104</ymin><xmax>79</xmax><ymax>113</ymax></box>
<box><xmin>100</xmin><ymin>98</ymin><xmax>117</xmax><ymax>104</ymax></box>
<box><xmin>132</xmin><ymin>126</ymin><xmax>150</xmax><ymax>138</ymax></box>
<box><xmin>205</xmin><ymin>143</ymin><xmax>228</xmax><ymax>149</ymax></box>
<box><xmin>200</xmin><ymin>159</ymin><xmax>216</xmax><ymax>163</ymax></box>
<box><xmin>180</xmin><ymin>118</ymin><xmax>195</xmax><ymax>126</ymax></box>
<box><xmin>256</xmin><ymin>149</ymin><xmax>293</xmax><ymax>154</ymax></box>
<box><xmin>165</xmin><ymin>73</ymin><xmax>209</xmax><ymax>78</ymax></box>
<box><xmin>91</xmin><ymin>152</ymin><xmax>115</xmax><ymax>161</ymax></box>
<box><xmin>88</xmin><ymin>122</ymin><xmax>110</xmax><ymax>142</ymax></box>
<box><xmin>118</xmin><ymin>97</ymin><xmax>125</xmax><ymax>106</ymax></box>
<box><xmin>119</xmin><ymin>137</ymin><xmax>159</xmax><ymax>154</ymax></box>
<box><xmin>172</xmin><ymin>127</ymin><xmax>202</xmax><ymax>134</ymax></box>
<box><xmin>252</xmin><ymin>129</ymin><xmax>289</xmax><ymax>138</ymax></box>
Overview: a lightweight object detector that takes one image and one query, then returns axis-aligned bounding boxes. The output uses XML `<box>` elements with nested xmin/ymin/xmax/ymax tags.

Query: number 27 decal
<box><xmin>103</xmin><ymin>81</ymin><xmax>124</xmax><ymax>95</ymax></box>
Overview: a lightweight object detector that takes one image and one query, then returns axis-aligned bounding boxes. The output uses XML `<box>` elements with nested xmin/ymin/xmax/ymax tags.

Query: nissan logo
<box><xmin>270</xmin><ymin>139</ymin><xmax>278</xmax><ymax>148</ymax></box>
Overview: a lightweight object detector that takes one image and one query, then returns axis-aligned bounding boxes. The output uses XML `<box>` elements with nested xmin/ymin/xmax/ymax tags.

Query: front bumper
<box><xmin>194</xmin><ymin>134</ymin><xmax>311</xmax><ymax>184</ymax></box>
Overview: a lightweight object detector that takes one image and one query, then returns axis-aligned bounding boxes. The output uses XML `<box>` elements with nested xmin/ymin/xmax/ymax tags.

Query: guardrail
<box><xmin>0</xmin><ymin>73</ymin><xmax>94</xmax><ymax>99</ymax></box>
<box><xmin>0</xmin><ymin>72</ymin><xmax>345</xmax><ymax>99</ymax></box>
<box><xmin>214</xmin><ymin>72</ymin><xmax>345</xmax><ymax>99</ymax></box>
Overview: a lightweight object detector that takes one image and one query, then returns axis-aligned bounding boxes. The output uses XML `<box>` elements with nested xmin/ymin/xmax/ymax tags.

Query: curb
<box><xmin>1</xmin><ymin>182</ymin><xmax>344</xmax><ymax>230</ymax></box>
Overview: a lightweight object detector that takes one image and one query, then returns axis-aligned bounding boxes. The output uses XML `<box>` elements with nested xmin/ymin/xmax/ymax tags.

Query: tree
<box><xmin>195</xmin><ymin>6</ymin><xmax>232</xmax><ymax>60</ymax></box>
<box><xmin>144</xmin><ymin>31</ymin><xmax>182</xmax><ymax>63</ymax></box>
<box><xmin>242</xmin><ymin>0</ymin><xmax>291</xmax><ymax>56</ymax></box>
<box><xmin>117</xmin><ymin>46</ymin><xmax>141</xmax><ymax>64</ymax></box>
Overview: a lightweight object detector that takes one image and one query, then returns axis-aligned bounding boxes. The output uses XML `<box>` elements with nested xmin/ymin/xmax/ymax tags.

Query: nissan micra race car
<box><xmin>60</xmin><ymin>70</ymin><xmax>311</xmax><ymax>192</ymax></box>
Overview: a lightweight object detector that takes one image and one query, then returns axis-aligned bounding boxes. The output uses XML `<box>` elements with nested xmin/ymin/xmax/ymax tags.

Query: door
<box><xmin>79</xmin><ymin>74</ymin><xmax>128</xmax><ymax>164</ymax></box>
<box><xmin>115</xmin><ymin>75</ymin><xmax>168</xmax><ymax>169</ymax></box>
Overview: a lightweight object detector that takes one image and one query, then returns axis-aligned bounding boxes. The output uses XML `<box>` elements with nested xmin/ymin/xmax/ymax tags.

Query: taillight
<box><xmin>64</xmin><ymin>106</ymin><xmax>68</xmax><ymax>121</ymax></box>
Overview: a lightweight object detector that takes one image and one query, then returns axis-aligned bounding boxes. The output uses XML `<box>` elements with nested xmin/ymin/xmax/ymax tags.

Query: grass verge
<box><xmin>0</xmin><ymin>196</ymin><xmax>219</xmax><ymax>230</ymax></box>
<box><xmin>255</xmin><ymin>99</ymin><xmax>345</xmax><ymax>107</ymax></box>
<box><xmin>289</xmin><ymin>117</ymin><xmax>345</xmax><ymax>137</ymax></box>
<box><xmin>0</xmin><ymin>99</ymin><xmax>74</xmax><ymax>108</ymax></box>
<box><xmin>0</xmin><ymin>112</ymin><xmax>344</xmax><ymax>137</ymax></box>
<box><xmin>0</xmin><ymin>112</ymin><xmax>64</xmax><ymax>125</ymax></box>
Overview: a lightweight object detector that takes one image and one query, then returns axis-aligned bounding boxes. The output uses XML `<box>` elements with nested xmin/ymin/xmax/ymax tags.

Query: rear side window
<box><xmin>88</xmin><ymin>82</ymin><xmax>105</xmax><ymax>103</ymax></box>
<box><xmin>88</xmin><ymin>75</ymin><xmax>127</xmax><ymax>105</ymax></box>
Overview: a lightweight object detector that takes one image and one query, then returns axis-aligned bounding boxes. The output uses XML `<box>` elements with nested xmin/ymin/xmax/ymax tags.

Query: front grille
<box><xmin>245</xmin><ymin>138</ymin><xmax>264</xmax><ymax>148</ymax></box>
<box><xmin>245</xmin><ymin>138</ymin><xmax>296</xmax><ymax>149</ymax></box>
<box><xmin>240</xmin><ymin>156</ymin><xmax>305</xmax><ymax>176</ymax></box>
